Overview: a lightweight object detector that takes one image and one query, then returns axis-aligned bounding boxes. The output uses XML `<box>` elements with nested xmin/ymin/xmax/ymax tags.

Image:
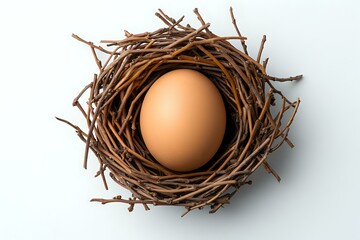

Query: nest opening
<box><xmin>57</xmin><ymin>8</ymin><xmax>301</xmax><ymax>216</ymax></box>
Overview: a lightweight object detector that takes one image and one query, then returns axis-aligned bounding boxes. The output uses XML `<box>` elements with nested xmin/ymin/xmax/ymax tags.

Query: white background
<box><xmin>1</xmin><ymin>0</ymin><xmax>359</xmax><ymax>239</ymax></box>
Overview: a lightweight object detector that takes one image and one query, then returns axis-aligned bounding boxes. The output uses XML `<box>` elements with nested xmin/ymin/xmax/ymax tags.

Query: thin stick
<box><xmin>230</xmin><ymin>7</ymin><xmax>248</xmax><ymax>55</ymax></box>
<box><xmin>257</xmin><ymin>35</ymin><xmax>266</xmax><ymax>63</ymax></box>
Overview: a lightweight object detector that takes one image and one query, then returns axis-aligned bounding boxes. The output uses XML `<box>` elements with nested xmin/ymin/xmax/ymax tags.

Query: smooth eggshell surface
<box><xmin>139</xmin><ymin>69</ymin><xmax>226</xmax><ymax>172</ymax></box>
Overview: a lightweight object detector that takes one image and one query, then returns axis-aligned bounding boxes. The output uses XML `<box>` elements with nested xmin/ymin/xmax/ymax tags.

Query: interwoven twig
<box><xmin>57</xmin><ymin>7</ymin><xmax>301</xmax><ymax>216</ymax></box>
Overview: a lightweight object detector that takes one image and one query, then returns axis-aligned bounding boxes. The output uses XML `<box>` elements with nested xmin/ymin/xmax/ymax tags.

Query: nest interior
<box><xmin>57</xmin><ymin>8</ymin><xmax>301</xmax><ymax>216</ymax></box>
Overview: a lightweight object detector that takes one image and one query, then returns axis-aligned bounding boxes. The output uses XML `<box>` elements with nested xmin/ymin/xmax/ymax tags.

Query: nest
<box><xmin>57</xmin><ymin>8</ymin><xmax>301</xmax><ymax>216</ymax></box>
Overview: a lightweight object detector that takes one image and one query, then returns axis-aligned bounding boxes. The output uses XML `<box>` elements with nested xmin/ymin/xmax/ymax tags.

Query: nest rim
<box><xmin>58</xmin><ymin>7</ymin><xmax>301</xmax><ymax>216</ymax></box>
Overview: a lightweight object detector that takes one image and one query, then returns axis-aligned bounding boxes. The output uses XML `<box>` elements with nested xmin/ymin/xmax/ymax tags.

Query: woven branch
<box><xmin>57</xmin><ymin>7</ymin><xmax>301</xmax><ymax>216</ymax></box>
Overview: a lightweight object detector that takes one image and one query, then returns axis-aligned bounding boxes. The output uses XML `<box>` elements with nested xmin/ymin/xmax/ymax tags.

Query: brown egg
<box><xmin>139</xmin><ymin>69</ymin><xmax>226</xmax><ymax>172</ymax></box>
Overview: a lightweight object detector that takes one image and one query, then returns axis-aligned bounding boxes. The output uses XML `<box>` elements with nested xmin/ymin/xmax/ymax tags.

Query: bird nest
<box><xmin>57</xmin><ymin>8</ymin><xmax>301</xmax><ymax>216</ymax></box>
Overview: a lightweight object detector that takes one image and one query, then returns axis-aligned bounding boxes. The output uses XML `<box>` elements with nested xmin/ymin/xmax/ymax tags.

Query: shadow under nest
<box><xmin>57</xmin><ymin>8</ymin><xmax>301</xmax><ymax>216</ymax></box>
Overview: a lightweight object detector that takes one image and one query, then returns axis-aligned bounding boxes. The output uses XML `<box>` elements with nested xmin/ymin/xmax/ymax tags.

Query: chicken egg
<box><xmin>139</xmin><ymin>69</ymin><xmax>226</xmax><ymax>172</ymax></box>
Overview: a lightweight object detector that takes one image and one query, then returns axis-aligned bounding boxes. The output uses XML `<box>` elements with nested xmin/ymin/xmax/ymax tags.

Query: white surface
<box><xmin>1</xmin><ymin>0</ymin><xmax>359</xmax><ymax>239</ymax></box>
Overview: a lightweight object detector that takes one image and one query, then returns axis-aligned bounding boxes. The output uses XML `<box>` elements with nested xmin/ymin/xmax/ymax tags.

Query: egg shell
<box><xmin>139</xmin><ymin>69</ymin><xmax>226</xmax><ymax>172</ymax></box>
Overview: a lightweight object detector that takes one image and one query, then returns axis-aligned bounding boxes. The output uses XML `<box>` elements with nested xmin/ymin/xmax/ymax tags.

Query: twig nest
<box><xmin>58</xmin><ymin>8</ymin><xmax>301</xmax><ymax>216</ymax></box>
